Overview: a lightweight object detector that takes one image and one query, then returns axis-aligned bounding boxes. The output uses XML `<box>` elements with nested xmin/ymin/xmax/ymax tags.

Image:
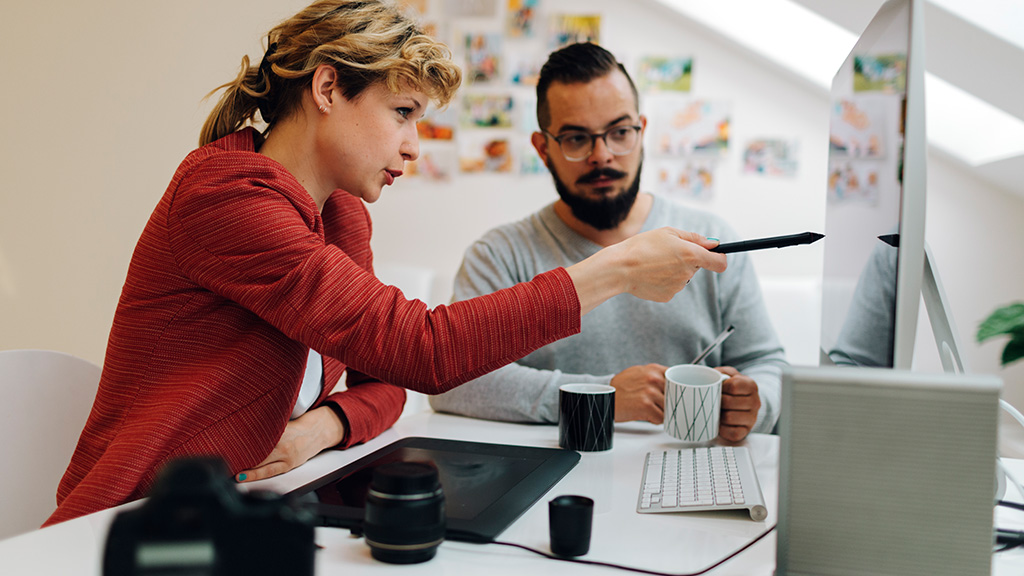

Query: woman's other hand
<box><xmin>236</xmin><ymin>405</ymin><xmax>347</xmax><ymax>483</ymax></box>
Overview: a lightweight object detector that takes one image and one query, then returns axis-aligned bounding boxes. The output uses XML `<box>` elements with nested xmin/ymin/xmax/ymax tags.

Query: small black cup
<box><xmin>559</xmin><ymin>384</ymin><xmax>615</xmax><ymax>452</ymax></box>
<box><xmin>362</xmin><ymin>461</ymin><xmax>446</xmax><ymax>564</ymax></box>
<box><xmin>548</xmin><ymin>495</ymin><xmax>594</xmax><ymax>557</ymax></box>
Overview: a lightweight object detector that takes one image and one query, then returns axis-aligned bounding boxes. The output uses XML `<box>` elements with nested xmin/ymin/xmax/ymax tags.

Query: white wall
<box><xmin>2</xmin><ymin>0</ymin><xmax>1022</xmax><ymax>449</ymax></box>
<box><xmin>0</xmin><ymin>0</ymin><xmax>310</xmax><ymax>362</ymax></box>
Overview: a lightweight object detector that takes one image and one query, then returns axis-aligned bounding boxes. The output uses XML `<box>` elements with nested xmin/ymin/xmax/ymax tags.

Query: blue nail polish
<box><xmin>238</xmin><ymin>473</ymin><xmax>247</xmax><ymax>481</ymax></box>
<box><xmin>707</xmin><ymin>237</ymin><xmax>719</xmax><ymax>242</ymax></box>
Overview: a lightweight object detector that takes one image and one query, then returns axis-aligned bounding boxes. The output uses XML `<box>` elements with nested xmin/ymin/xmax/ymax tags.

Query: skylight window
<box><xmin>926</xmin><ymin>75</ymin><xmax>1024</xmax><ymax>166</ymax></box>
<box><xmin>929</xmin><ymin>0</ymin><xmax>1024</xmax><ymax>52</ymax></box>
<box><xmin>653</xmin><ymin>0</ymin><xmax>855</xmax><ymax>89</ymax></box>
<box><xmin>652</xmin><ymin>0</ymin><xmax>1024</xmax><ymax>168</ymax></box>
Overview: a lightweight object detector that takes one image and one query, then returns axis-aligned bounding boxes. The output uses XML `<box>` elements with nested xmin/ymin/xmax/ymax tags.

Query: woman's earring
<box><xmin>318</xmin><ymin>104</ymin><xmax>327</xmax><ymax>114</ymax></box>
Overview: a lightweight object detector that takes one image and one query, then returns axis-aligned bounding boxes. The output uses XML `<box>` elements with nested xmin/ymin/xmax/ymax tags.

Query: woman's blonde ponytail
<box><xmin>199</xmin><ymin>55</ymin><xmax>269</xmax><ymax>147</ymax></box>
<box><xmin>198</xmin><ymin>0</ymin><xmax>461</xmax><ymax>147</ymax></box>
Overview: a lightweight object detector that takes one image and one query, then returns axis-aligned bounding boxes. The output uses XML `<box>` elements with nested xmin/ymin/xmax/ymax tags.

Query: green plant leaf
<box><xmin>1002</xmin><ymin>336</ymin><xmax>1024</xmax><ymax>367</ymax></box>
<box><xmin>977</xmin><ymin>302</ymin><xmax>1024</xmax><ymax>342</ymax></box>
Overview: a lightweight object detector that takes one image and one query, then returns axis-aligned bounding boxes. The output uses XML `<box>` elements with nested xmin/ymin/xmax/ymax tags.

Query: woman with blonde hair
<box><xmin>47</xmin><ymin>0</ymin><xmax>725</xmax><ymax>525</ymax></box>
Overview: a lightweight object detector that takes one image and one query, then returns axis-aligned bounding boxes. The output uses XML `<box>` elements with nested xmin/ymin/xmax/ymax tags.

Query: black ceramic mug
<box><xmin>558</xmin><ymin>384</ymin><xmax>615</xmax><ymax>452</ymax></box>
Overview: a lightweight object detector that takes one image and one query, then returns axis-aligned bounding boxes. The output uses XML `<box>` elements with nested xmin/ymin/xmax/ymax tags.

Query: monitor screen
<box><xmin>819</xmin><ymin>0</ymin><xmax>928</xmax><ymax>370</ymax></box>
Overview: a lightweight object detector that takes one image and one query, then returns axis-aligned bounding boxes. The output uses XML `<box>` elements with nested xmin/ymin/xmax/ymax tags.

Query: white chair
<box><xmin>758</xmin><ymin>276</ymin><xmax>822</xmax><ymax>366</ymax></box>
<box><xmin>0</xmin><ymin>350</ymin><xmax>101</xmax><ymax>540</ymax></box>
<box><xmin>375</xmin><ymin>264</ymin><xmax>438</xmax><ymax>419</ymax></box>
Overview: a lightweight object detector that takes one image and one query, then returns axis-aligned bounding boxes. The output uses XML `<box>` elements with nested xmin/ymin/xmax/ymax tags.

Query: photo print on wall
<box><xmin>636</xmin><ymin>56</ymin><xmax>693</xmax><ymax>93</ymax></box>
<box><xmin>506</xmin><ymin>0</ymin><xmax>539</xmax><ymax>38</ymax></box>
<box><xmin>648</xmin><ymin>158</ymin><xmax>717</xmax><ymax>201</ymax></box>
<box><xmin>548</xmin><ymin>14</ymin><xmax>600</xmax><ymax>49</ymax></box>
<box><xmin>742</xmin><ymin>139</ymin><xmax>799</xmax><ymax>177</ymax></box>
<box><xmin>646</xmin><ymin>98</ymin><xmax>732</xmax><ymax>157</ymax></box>
<box><xmin>853</xmin><ymin>53</ymin><xmax>907</xmax><ymax>94</ymax></box>
<box><xmin>458</xmin><ymin>132</ymin><xmax>515</xmax><ymax>173</ymax></box>
<box><xmin>465</xmin><ymin>33</ymin><xmax>503</xmax><ymax>84</ymax></box>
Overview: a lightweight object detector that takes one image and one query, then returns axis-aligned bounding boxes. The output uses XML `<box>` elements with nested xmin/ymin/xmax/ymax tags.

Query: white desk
<box><xmin>2</xmin><ymin>412</ymin><xmax>1024</xmax><ymax>575</ymax></box>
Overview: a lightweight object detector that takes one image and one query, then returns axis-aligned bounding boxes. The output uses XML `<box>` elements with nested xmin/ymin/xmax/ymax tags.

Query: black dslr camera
<box><xmin>103</xmin><ymin>457</ymin><xmax>315</xmax><ymax>576</ymax></box>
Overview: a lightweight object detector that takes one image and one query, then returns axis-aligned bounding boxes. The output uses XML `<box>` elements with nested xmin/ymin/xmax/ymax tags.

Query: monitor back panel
<box><xmin>777</xmin><ymin>366</ymin><xmax>1000</xmax><ymax>576</ymax></box>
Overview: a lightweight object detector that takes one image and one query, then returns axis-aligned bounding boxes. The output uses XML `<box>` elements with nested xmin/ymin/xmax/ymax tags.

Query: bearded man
<box><xmin>430</xmin><ymin>43</ymin><xmax>787</xmax><ymax>441</ymax></box>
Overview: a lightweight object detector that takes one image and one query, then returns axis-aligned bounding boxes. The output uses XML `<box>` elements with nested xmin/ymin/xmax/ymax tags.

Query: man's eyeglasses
<box><xmin>542</xmin><ymin>125</ymin><xmax>642</xmax><ymax>162</ymax></box>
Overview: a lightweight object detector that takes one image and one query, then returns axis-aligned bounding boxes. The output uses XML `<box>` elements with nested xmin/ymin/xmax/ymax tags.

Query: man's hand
<box><xmin>236</xmin><ymin>405</ymin><xmax>347</xmax><ymax>483</ymax></box>
<box><xmin>610</xmin><ymin>363</ymin><xmax>668</xmax><ymax>423</ymax></box>
<box><xmin>714</xmin><ymin>366</ymin><xmax>760</xmax><ymax>442</ymax></box>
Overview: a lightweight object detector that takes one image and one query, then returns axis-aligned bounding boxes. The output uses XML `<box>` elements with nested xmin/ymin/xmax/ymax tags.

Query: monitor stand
<box><xmin>818</xmin><ymin>244</ymin><xmax>1009</xmax><ymax>500</ymax></box>
<box><xmin>921</xmin><ymin>243</ymin><xmax>968</xmax><ymax>374</ymax></box>
<box><xmin>921</xmin><ymin>244</ymin><xmax>1016</xmax><ymax>500</ymax></box>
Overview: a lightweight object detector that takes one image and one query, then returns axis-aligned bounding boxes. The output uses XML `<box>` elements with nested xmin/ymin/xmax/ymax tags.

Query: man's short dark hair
<box><xmin>535</xmin><ymin>42</ymin><xmax>639</xmax><ymax>130</ymax></box>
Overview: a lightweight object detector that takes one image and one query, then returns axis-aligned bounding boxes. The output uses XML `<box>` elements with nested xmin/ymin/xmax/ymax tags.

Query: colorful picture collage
<box><xmin>400</xmin><ymin>0</ymin><xmax>803</xmax><ymax>199</ymax></box>
<box><xmin>401</xmin><ymin>0</ymin><xmax>604</xmax><ymax>181</ymax></box>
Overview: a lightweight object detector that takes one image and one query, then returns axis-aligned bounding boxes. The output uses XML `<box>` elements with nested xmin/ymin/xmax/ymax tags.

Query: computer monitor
<box><xmin>819</xmin><ymin>0</ymin><xmax>964</xmax><ymax>373</ymax></box>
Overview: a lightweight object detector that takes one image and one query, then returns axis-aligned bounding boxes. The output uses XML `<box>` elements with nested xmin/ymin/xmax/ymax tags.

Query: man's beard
<box><xmin>548</xmin><ymin>159</ymin><xmax>643</xmax><ymax>231</ymax></box>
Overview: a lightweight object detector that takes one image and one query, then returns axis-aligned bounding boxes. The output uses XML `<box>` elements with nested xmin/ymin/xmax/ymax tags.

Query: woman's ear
<box><xmin>311</xmin><ymin>63</ymin><xmax>338</xmax><ymax>113</ymax></box>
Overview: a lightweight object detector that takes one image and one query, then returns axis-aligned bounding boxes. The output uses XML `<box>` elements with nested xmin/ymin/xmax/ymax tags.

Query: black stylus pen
<box><xmin>710</xmin><ymin>232</ymin><xmax>824</xmax><ymax>254</ymax></box>
<box><xmin>691</xmin><ymin>325</ymin><xmax>735</xmax><ymax>365</ymax></box>
<box><xmin>878</xmin><ymin>233</ymin><xmax>900</xmax><ymax>247</ymax></box>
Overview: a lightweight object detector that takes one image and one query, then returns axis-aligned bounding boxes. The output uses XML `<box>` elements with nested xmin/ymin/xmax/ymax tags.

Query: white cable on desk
<box><xmin>1002</xmin><ymin>400</ymin><xmax>1024</xmax><ymax>430</ymax></box>
<box><xmin>1000</xmin><ymin>400</ymin><xmax>1024</xmax><ymax>499</ymax></box>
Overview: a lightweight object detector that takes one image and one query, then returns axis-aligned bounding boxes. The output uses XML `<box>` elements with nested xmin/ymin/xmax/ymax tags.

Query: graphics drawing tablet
<box><xmin>286</xmin><ymin>436</ymin><xmax>580</xmax><ymax>543</ymax></box>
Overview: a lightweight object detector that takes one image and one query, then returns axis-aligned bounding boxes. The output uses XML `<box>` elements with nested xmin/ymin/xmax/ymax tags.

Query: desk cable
<box><xmin>997</xmin><ymin>500</ymin><xmax>1024</xmax><ymax>552</ymax></box>
<box><xmin>995</xmin><ymin>399</ymin><xmax>1024</xmax><ymax>552</ymax></box>
<box><xmin>480</xmin><ymin>524</ymin><xmax>776</xmax><ymax>576</ymax></box>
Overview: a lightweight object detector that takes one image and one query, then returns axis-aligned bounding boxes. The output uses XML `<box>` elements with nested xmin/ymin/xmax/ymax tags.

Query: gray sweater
<box><xmin>430</xmin><ymin>194</ymin><xmax>788</xmax><ymax>433</ymax></box>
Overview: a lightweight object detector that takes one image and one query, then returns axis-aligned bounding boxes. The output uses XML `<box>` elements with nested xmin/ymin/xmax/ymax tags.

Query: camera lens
<box><xmin>362</xmin><ymin>461</ymin><xmax>445</xmax><ymax>564</ymax></box>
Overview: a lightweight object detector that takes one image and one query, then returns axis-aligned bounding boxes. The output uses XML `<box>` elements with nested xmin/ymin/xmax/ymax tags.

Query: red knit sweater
<box><xmin>46</xmin><ymin>129</ymin><xmax>580</xmax><ymax>525</ymax></box>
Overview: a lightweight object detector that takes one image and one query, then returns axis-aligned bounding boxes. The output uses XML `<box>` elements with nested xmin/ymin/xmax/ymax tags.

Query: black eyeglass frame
<box><xmin>541</xmin><ymin>124</ymin><xmax>643</xmax><ymax>162</ymax></box>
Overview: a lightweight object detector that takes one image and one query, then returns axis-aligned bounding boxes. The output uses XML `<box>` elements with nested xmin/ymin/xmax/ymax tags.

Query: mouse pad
<box><xmin>287</xmin><ymin>436</ymin><xmax>580</xmax><ymax>542</ymax></box>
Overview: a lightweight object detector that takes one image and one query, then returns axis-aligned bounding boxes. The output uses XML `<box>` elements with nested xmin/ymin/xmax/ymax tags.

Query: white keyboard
<box><xmin>637</xmin><ymin>446</ymin><xmax>768</xmax><ymax>521</ymax></box>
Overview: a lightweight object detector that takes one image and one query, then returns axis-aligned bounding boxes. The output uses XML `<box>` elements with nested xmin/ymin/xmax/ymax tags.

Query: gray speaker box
<box><xmin>777</xmin><ymin>366</ymin><xmax>1001</xmax><ymax>576</ymax></box>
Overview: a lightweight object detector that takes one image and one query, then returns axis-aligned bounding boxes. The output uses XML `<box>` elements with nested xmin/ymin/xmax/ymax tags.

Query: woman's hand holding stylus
<box><xmin>566</xmin><ymin>227</ymin><xmax>726</xmax><ymax>316</ymax></box>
